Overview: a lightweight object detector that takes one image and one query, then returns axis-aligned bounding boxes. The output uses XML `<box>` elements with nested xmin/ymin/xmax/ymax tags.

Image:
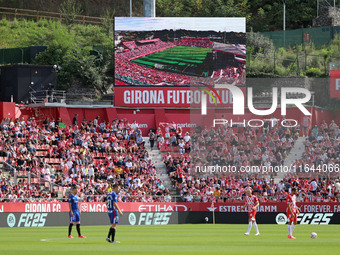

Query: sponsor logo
<box><xmin>276</xmin><ymin>213</ymin><xmax>288</xmax><ymax>224</ymax></box>
<box><xmin>176</xmin><ymin>123</ymin><xmax>196</xmax><ymax>128</ymax></box>
<box><xmin>24</xmin><ymin>203</ymin><xmax>61</xmax><ymax>212</ymax></box>
<box><xmin>0</xmin><ymin>205</ymin><xmax>3</xmax><ymax>213</ymax></box>
<box><xmin>297</xmin><ymin>213</ymin><xmax>333</xmax><ymax>225</ymax></box>
<box><xmin>131</xmin><ymin>212</ymin><xmax>172</xmax><ymax>225</ymax></box>
<box><xmin>301</xmin><ymin>204</ymin><xmax>340</xmax><ymax>213</ymax></box>
<box><xmin>207</xmin><ymin>206</ymin><xmax>217</xmax><ymax>212</ymax></box>
<box><xmin>79</xmin><ymin>203</ymin><xmax>107</xmax><ymax>212</ymax></box>
<box><xmin>218</xmin><ymin>205</ymin><xmax>277</xmax><ymax>213</ymax></box>
<box><xmin>18</xmin><ymin>213</ymin><xmax>48</xmax><ymax>227</ymax></box>
<box><xmin>128</xmin><ymin>213</ymin><xmax>137</xmax><ymax>225</ymax></box>
<box><xmin>138</xmin><ymin>204</ymin><xmax>187</xmax><ymax>212</ymax></box>
<box><xmin>80</xmin><ymin>203</ymin><xmax>88</xmax><ymax>212</ymax></box>
<box><xmin>7</xmin><ymin>213</ymin><xmax>16</xmax><ymax>228</ymax></box>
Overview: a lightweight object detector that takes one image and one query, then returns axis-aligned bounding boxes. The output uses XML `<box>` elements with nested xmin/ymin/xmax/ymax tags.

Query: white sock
<box><xmin>253</xmin><ymin>222</ymin><xmax>259</xmax><ymax>233</ymax></box>
<box><xmin>288</xmin><ymin>225</ymin><xmax>291</xmax><ymax>236</ymax></box>
<box><xmin>247</xmin><ymin>222</ymin><xmax>252</xmax><ymax>233</ymax></box>
<box><xmin>291</xmin><ymin>224</ymin><xmax>296</xmax><ymax>235</ymax></box>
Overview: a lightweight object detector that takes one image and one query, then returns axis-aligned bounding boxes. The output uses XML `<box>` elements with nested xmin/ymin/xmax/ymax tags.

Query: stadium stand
<box><xmin>0</xmin><ymin>117</ymin><xmax>171</xmax><ymax>202</ymax></box>
<box><xmin>0</xmin><ymin>114</ymin><xmax>339</xmax><ymax>203</ymax></box>
<box><xmin>173</xmin><ymin>38</ymin><xmax>214</xmax><ymax>48</ymax></box>
<box><xmin>158</xmin><ymin>121</ymin><xmax>340</xmax><ymax>202</ymax></box>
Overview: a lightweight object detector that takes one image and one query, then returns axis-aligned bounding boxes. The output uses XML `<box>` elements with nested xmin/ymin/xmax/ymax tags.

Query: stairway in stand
<box><xmin>274</xmin><ymin>136</ymin><xmax>306</xmax><ymax>183</ymax></box>
<box><xmin>144</xmin><ymin>137</ymin><xmax>177</xmax><ymax>197</ymax></box>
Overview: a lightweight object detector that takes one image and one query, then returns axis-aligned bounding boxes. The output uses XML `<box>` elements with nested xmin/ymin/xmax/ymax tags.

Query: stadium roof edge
<box><xmin>28</xmin><ymin>102</ymin><xmax>114</xmax><ymax>108</ymax></box>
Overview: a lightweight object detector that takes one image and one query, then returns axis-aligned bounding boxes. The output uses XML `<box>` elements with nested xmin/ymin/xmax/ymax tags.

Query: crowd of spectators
<box><xmin>1</xmin><ymin>116</ymin><xmax>339</xmax><ymax>204</ymax></box>
<box><xmin>175</xmin><ymin>175</ymin><xmax>340</xmax><ymax>203</ymax></box>
<box><xmin>173</xmin><ymin>38</ymin><xmax>214</xmax><ymax>48</ymax></box>
<box><xmin>160</xmin><ymin>120</ymin><xmax>340</xmax><ymax>202</ymax></box>
<box><xmin>122</xmin><ymin>41</ymin><xmax>137</xmax><ymax>50</ymax></box>
<box><xmin>300</xmin><ymin>120</ymin><xmax>340</xmax><ymax>171</ymax></box>
<box><xmin>0</xmin><ymin>116</ymin><xmax>170</xmax><ymax>202</ymax></box>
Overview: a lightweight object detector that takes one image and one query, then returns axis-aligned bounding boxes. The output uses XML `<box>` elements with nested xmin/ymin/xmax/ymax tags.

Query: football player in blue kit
<box><xmin>106</xmin><ymin>184</ymin><xmax>123</xmax><ymax>243</ymax></box>
<box><xmin>68</xmin><ymin>185</ymin><xmax>86</xmax><ymax>238</ymax></box>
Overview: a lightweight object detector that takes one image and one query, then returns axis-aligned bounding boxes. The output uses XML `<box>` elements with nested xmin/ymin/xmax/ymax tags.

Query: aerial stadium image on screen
<box><xmin>1</xmin><ymin>1</ymin><xmax>340</xmax><ymax>255</ymax></box>
<box><xmin>114</xmin><ymin>17</ymin><xmax>246</xmax><ymax>86</ymax></box>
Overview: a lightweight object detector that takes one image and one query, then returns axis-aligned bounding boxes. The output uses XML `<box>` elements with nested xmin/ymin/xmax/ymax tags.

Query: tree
<box><xmin>102</xmin><ymin>9</ymin><xmax>115</xmax><ymax>38</ymax></box>
<box><xmin>59</xmin><ymin>0</ymin><xmax>83</xmax><ymax>30</ymax></box>
<box><xmin>156</xmin><ymin>0</ymin><xmax>249</xmax><ymax>18</ymax></box>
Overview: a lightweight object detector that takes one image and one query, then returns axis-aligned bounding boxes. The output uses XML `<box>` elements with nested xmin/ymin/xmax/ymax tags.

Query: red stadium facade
<box><xmin>330</xmin><ymin>70</ymin><xmax>340</xmax><ymax>99</ymax></box>
<box><xmin>2</xmin><ymin>102</ymin><xmax>339</xmax><ymax>136</ymax></box>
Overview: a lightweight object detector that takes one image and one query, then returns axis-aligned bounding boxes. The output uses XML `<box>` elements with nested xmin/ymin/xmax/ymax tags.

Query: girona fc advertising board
<box><xmin>1</xmin><ymin>202</ymin><xmax>340</xmax><ymax>213</ymax></box>
<box><xmin>114</xmin><ymin>86</ymin><xmax>246</xmax><ymax>108</ymax></box>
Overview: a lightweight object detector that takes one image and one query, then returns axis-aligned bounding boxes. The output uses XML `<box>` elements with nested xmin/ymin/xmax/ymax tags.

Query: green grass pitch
<box><xmin>132</xmin><ymin>46</ymin><xmax>212</xmax><ymax>75</ymax></box>
<box><xmin>1</xmin><ymin>224</ymin><xmax>339</xmax><ymax>255</ymax></box>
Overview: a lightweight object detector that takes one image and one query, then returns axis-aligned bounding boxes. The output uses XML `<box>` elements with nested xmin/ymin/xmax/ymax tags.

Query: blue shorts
<box><xmin>69</xmin><ymin>211</ymin><xmax>80</xmax><ymax>222</ymax></box>
<box><xmin>108</xmin><ymin>211</ymin><xmax>119</xmax><ymax>224</ymax></box>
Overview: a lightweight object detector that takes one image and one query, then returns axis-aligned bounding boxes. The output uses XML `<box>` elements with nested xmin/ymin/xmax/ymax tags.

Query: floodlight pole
<box><xmin>130</xmin><ymin>0</ymin><xmax>132</xmax><ymax>17</ymax></box>
<box><xmin>282</xmin><ymin>0</ymin><xmax>286</xmax><ymax>47</ymax></box>
<box><xmin>283</xmin><ymin>1</ymin><xmax>285</xmax><ymax>31</ymax></box>
<box><xmin>143</xmin><ymin>0</ymin><xmax>156</xmax><ymax>17</ymax></box>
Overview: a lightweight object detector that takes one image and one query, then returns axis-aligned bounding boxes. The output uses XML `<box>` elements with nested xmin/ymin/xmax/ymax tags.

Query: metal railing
<box><xmin>29</xmin><ymin>90</ymin><xmax>113</xmax><ymax>105</ymax></box>
<box><xmin>1</xmin><ymin>193</ymin><xmax>328</xmax><ymax>203</ymax></box>
<box><xmin>1</xmin><ymin>160</ymin><xmax>17</xmax><ymax>184</ymax></box>
<box><xmin>0</xmin><ymin>7</ymin><xmax>108</xmax><ymax>25</ymax></box>
<box><xmin>0</xmin><ymin>159</ymin><xmax>55</xmax><ymax>192</ymax></box>
<box><xmin>30</xmin><ymin>90</ymin><xmax>66</xmax><ymax>104</ymax></box>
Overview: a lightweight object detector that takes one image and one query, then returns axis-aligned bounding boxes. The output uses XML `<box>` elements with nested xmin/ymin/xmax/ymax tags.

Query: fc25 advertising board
<box><xmin>1</xmin><ymin>202</ymin><xmax>340</xmax><ymax>227</ymax></box>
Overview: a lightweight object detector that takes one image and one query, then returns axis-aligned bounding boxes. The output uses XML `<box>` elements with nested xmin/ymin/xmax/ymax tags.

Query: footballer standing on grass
<box><xmin>287</xmin><ymin>187</ymin><xmax>300</xmax><ymax>239</ymax></box>
<box><xmin>106</xmin><ymin>184</ymin><xmax>123</xmax><ymax>243</ymax></box>
<box><xmin>68</xmin><ymin>185</ymin><xmax>86</xmax><ymax>239</ymax></box>
<box><xmin>242</xmin><ymin>189</ymin><xmax>260</xmax><ymax>236</ymax></box>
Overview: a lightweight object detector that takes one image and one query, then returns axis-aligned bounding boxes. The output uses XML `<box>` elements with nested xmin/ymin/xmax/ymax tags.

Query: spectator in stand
<box><xmin>130</xmin><ymin>120</ymin><xmax>139</xmax><ymax>131</ymax></box>
<box><xmin>73</xmin><ymin>114</ymin><xmax>78</xmax><ymax>127</ymax></box>
<box><xmin>94</xmin><ymin>116</ymin><xmax>100</xmax><ymax>128</ymax></box>
<box><xmin>302</xmin><ymin>116</ymin><xmax>310</xmax><ymax>137</ymax></box>
<box><xmin>136</xmin><ymin>134</ymin><xmax>145</xmax><ymax>147</ymax></box>
<box><xmin>148</xmin><ymin>130</ymin><xmax>155</xmax><ymax>150</ymax></box>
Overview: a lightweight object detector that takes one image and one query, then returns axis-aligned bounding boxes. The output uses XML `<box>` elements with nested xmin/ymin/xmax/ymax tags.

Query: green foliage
<box><xmin>0</xmin><ymin>17</ymin><xmax>113</xmax><ymax>91</ymax></box>
<box><xmin>0</xmin><ymin>0</ymin><xmax>319</xmax><ymax>32</ymax></box>
<box><xmin>102</xmin><ymin>9</ymin><xmax>115</xmax><ymax>38</ymax></box>
<box><xmin>156</xmin><ymin>0</ymin><xmax>250</xmax><ymax>18</ymax></box>
<box><xmin>248</xmin><ymin>0</ymin><xmax>316</xmax><ymax>32</ymax></box>
<box><xmin>156</xmin><ymin>0</ymin><xmax>316</xmax><ymax>32</ymax></box>
<box><xmin>0</xmin><ymin>0</ymin><xmax>143</xmax><ymax>17</ymax></box>
<box><xmin>248</xmin><ymin>33</ymin><xmax>340</xmax><ymax>79</ymax></box>
<box><xmin>247</xmin><ymin>31</ymin><xmax>274</xmax><ymax>55</ymax></box>
<box><xmin>305</xmin><ymin>67</ymin><xmax>323</xmax><ymax>77</ymax></box>
<box><xmin>59</xmin><ymin>0</ymin><xmax>83</xmax><ymax>30</ymax></box>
